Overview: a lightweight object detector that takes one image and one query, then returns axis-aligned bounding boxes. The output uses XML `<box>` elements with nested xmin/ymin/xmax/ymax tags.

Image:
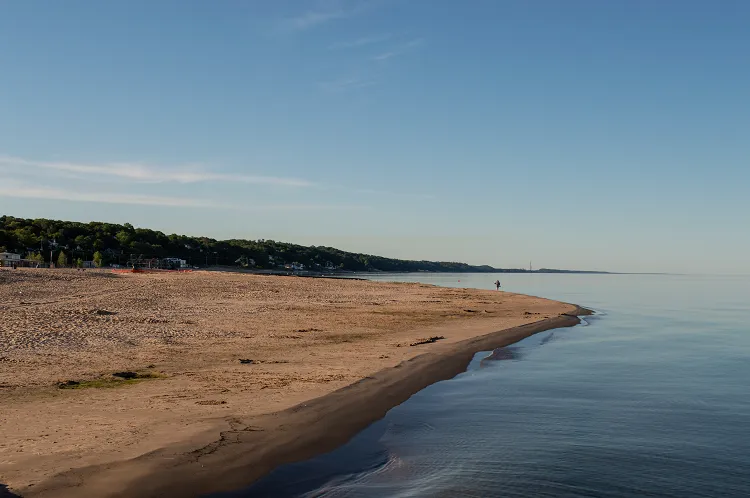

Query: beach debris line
<box><xmin>238</xmin><ymin>359</ymin><xmax>290</xmax><ymax>364</ymax></box>
<box><xmin>112</xmin><ymin>371</ymin><xmax>138</xmax><ymax>379</ymax></box>
<box><xmin>91</xmin><ymin>309</ymin><xmax>117</xmax><ymax>316</ymax></box>
<box><xmin>58</xmin><ymin>370</ymin><xmax>164</xmax><ymax>389</ymax></box>
<box><xmin>410</xmin><ymin>336</ymin><xmax>445</xmax><ymax>347</ymax></box>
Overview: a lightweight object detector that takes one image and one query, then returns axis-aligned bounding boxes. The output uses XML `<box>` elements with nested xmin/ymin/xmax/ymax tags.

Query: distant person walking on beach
<box><xmin>494</xmin><ymin>279</ymin><xmax>501</xmax><ymax>290</ymax></box>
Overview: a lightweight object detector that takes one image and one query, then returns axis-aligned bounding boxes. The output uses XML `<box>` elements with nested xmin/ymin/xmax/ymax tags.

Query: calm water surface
<box><xmin>226</xmin><ymin>274</ymin><xmax>750</xmax><ymax>497</ymax></box>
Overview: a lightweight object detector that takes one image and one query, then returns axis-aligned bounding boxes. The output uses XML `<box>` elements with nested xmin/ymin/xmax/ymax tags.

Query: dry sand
<box><xmin>0</xmin><ymin>269</ymin><xmax>582</xmax><ymax>497</ymax></box>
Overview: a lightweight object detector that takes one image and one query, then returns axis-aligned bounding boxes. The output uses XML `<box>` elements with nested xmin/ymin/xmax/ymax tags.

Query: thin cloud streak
<box><xmin>0</xmin><ymin>181</ymin><xmax>225</xmax><ymax>208</ymax></box>
<box><xmin>0</xmin><ymin>179</ymin><xmax>364</xmax><ymax>211</ymax></box>
<box><xmin>281</xmin><ymin>9</ymin><xmax>347</xmax><ymax>31</ymax></box>
<box><xmin>372</xmin><ymin>38</ymin><xmax>425</xmax><ymax>61</ymax></box>
<box><xmin>279</xmin><ymin>0</ymin><xmax>365</xmax><ymax>32</ymax></box>
<box><xmin>372</xmin><ymin>51</ymin><xmax>396</xmax><ymax>61</ymax></box>
<box><xmin>319</xmin><ymin>77</ymin><xmax>377</xmax><ymax>92</ymax></box>
<box><xmin>329</xmin><ymin>33</ymin><xmax>392</xmax><ymax>49</ymax></box>
<box><xmin>278</xmin><ymin>0</ymin><xmax>383</xmax><ymax>33</ymax></box>
<box><xmin>0</xmin><ymin>155</ymin><xmax>313</xmax><ymax>187</ymax></box>
<box><xmin>0</xmin><ymin>155</ymin><xmax>433</xmax><ymax>203</ymax></box>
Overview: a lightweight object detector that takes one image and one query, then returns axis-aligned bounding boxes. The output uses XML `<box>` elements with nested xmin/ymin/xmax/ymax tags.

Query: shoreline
<box><xmin>23</xmin><ymin>306</ymin><xmax>591</xmax><ymax>498</ymax></box>
<box><xmin>203</xmin><ymin>266</ymin><xmax>614</xmax><ymax>277</ymax></box>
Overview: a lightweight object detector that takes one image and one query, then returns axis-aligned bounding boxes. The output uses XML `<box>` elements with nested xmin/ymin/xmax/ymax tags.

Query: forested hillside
<box><xmin>0</xmin><ymin>216</ymin><xmax>503</xmax><ymax>272</ymax></box>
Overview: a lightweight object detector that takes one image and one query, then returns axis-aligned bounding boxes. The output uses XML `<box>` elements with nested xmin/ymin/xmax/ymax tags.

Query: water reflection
<box><xmin>479</xmin><ymin>346</ymin><xmax>523</xmax><ymax>366</ymax></box>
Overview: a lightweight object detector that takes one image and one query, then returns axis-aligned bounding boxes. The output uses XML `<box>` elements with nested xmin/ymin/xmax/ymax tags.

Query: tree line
<box><xmin>0</xmin><ymin>216</ymin><xmax>503</xmax><ymax>272</ymax></box>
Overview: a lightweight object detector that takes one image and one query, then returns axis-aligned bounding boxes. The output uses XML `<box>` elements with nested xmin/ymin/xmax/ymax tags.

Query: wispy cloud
<box><xmin>0</xmin><ymin>155</ymin><xmax>313</xmax><ymax>187</ymax></box>
<box><xmin>372</xmin><ymin>52</ymin><xmax>396</xmax><ymax>61</ymax></box>
<box><xmin>319</xmin><ymin>77</ymin><xmax>377</xmax><ymax>92</ymax></box>
<box><xmin>0</xmin><ymin>178</ymin><xmax>363</xmax><ymax>211</ymax></box>
<box><xmin>372</xmin><ymin>38</ymin><xmax>425</xmax><ymax>61</ymax></box>
<box><xmin>281</xmin><ymin>9</ymin><xmax>347</xmax><ymax>31</ymax></box>
<box><xmin>278</xmin><ymin>0</ymin><xmax>371</xmax><ymax>32</ymax></box>
<box><xmin>0</xmin><ymin>179</ymin><xmax>227</xmax><ymax>208</ymax></box>
<box><xmin>329</xmin><ymin>33</ymin><xmax>392</xmax><ymax>50</ymax></box>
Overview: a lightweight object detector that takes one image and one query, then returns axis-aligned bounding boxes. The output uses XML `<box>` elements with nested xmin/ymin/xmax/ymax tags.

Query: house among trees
<box><xmin>162</xmin><ymin>257</ymin><xmax>188</xmax><ymax>269</ymax></box>
<box><xmin>234</xmin><ymin>255</ymin><xmax>255</xmax><ymax>268</ymax></box>
<box><xmin>0</xmin><ymin>252</ymin><xmax>22</xmax><ymax>268</ymax></box>
<box><xmin>0</xmin><ymin>252</ymin><xmax>43</xmax><ymax>268</ymax></box>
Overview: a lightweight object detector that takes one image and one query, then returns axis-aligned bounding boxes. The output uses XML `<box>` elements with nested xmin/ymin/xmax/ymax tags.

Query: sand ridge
<box><xmin>0</xmin><ymin>268</ymin><xmax>577</xmax><ymax>496</ymax></box>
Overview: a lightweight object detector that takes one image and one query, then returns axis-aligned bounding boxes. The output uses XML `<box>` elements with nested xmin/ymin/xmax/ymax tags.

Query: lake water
<box><xmin>227</xmin><ymin>273</ymin><xmax>750</xmax><ymax>497</ymax></box>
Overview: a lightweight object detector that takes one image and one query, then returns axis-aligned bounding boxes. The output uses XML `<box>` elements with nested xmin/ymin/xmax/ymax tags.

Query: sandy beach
<box><xmin>0</xmin><ymin>269</ymin><xmax>584</xmax><ymax>497</ymax></box>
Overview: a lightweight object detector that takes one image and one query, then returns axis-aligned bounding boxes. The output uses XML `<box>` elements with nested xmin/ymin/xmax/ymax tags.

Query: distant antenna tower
<box><xmin>529</xmin><ymin>260</ymin><xmax>532</xmax><ymax>272</ymax></box>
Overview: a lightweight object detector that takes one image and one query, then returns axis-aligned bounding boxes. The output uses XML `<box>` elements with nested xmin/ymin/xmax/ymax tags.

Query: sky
<box><xmin>1</xmin><ymin>0</ymin><xmax>749</xmax><ymax>274</ymax></box>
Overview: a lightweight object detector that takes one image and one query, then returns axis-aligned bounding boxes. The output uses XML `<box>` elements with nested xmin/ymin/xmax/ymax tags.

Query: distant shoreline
<box><xmin>1</xmin><ymin>215</ymin><xmax>613</xmax><ymax>275</ymax></box>
<box><xmin>203</xmin><ymin>265</ymin><xmax>616</xmax><ymax>277</ymax></box>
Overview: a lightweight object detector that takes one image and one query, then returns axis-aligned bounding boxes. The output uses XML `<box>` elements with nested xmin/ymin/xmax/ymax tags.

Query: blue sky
<box><xmin>1</xmin><ymin>0</ymin><xmax>749</xmax><ymax>274</ymax></box>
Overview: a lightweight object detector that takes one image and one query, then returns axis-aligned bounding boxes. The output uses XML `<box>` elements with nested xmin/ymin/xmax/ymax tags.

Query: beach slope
<box><xmin>0</xmin><ymin>269</ymin><xmax>586</xmax><ymax>497</ymax></box>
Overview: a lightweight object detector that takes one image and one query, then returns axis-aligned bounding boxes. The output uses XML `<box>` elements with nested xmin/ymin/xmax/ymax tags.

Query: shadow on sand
<box><xmin>0</xmin><ymin>484</ymin><xmax>21</xmax><ymax>498</ymax></box>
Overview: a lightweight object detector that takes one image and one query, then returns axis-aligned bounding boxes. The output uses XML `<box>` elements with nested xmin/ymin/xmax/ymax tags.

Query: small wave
<box><xmin>581</xmin><ymin>307</ymin><xmax>606</xmax><ymax>327</ymax></box>
<box><xmin>303</xmin><ymin>453</ymin><xmax>406</xmax><ymax>497</ymax></box>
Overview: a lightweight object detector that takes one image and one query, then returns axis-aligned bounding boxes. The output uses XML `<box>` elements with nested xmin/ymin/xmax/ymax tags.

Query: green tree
<box><xmin>74</xmin><ymin>235</ymin><xmax>94</xmax><ymax>250</ymax></box>
<box><xmin>15</xmin><ymin>228</ymin><xmax>39</xmax><ymax>248</ymax></box>
<box><xmin>27</xmin><ymin>252</ymin><xmax>44</xmax><ymax>264</ymax></box>
<box><xmin>75</xmin><ymin>258</ymin><xmax>83</xmax><ymax>268</ymax></box>
<box><xmin>115</xmin><ymin>231</ymin><xmax>131</xmax><ymax>246</ymax></box>
<box><xmin>57</xmin><ymin>251</ymin><xmax>67</xmax><ymax>268</ymax></box>
<box><xmin>93</xmin><ymin>251</ymin><xmax>103</xmax><ymax>268</ymax></box>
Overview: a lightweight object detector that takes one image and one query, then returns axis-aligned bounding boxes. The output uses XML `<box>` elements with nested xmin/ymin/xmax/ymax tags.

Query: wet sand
<box><xmin>0</xmin><ymin>269</ymin><xmax>584</xmax><ymax>497</ymax></box>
